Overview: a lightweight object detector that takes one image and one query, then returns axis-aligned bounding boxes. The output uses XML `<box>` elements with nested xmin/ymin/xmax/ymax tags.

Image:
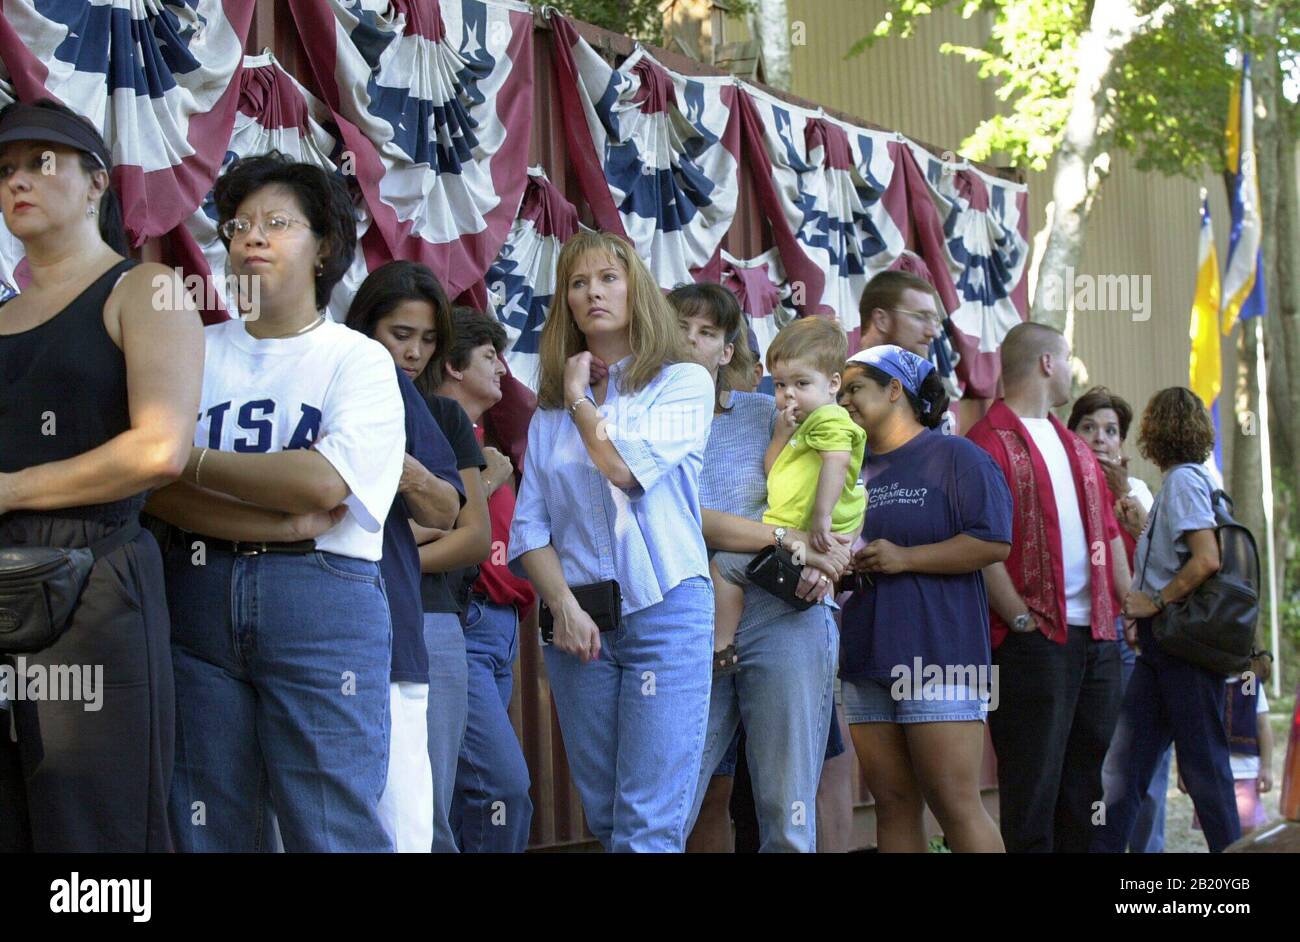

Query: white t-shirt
<box><xmin>195</xmin><ymin>319</ymin><xmax>404</xmax><ymax>560</ymax></box>
<box><xmin>1022</xmin><ymin>418</ymin><xmax>1092</xmax><ymax>625</ymax></box>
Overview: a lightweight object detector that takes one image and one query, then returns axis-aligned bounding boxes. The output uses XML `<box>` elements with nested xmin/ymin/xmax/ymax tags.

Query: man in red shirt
<box><xmin>967</xmin><ymin>323</ymin><xmax>1130</xmax><ymax>852</ymax></box>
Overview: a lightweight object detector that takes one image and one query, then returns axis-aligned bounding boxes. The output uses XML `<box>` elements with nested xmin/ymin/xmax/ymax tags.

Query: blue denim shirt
<box><xmin>508</xmin><ymin>357</ymin><xmax>715</xmax><ymax>616</ymax></box>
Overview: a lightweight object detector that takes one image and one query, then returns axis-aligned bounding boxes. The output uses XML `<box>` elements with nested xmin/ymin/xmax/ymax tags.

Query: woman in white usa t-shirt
<box><xmin>146</xmin><ymin>155</ymin><xmax>442</xmax><ymax>852</ymax></box>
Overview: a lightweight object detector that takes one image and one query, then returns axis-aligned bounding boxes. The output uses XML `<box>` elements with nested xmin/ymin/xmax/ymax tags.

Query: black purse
<box><xmin>539</xmin><ymin>579</ymin><xmax>622</xmax><ymax>644</ymax></box>
<box><xmin>1139</xmin><ymin>478</ymin><xmax>1259</xmax><ymax>675</ymax></box>
<box><xmin>0</xmin><ymin>521</ymin><xmax>141</xmax><ymax>654</ymax></box>
<box><xmin>745</xmin><ymin>545</ymin><xmax>814</xmax><ymax>611</ymax></box>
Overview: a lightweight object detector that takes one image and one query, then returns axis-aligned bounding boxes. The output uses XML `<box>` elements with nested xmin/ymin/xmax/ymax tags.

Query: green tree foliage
<box><xmin>534</xmin><ymin>0</ymin><xmax>671</xmax><ymax>42</ymax></box>
<box><xmin>533</xmin><ymin>0</ymin><xmax>756</xmax><ymax>47</ymax></box>
<box><xmin>850</xmin><ymin>0</ymin><xmax>1299</xmax><ymax>176</ymax></box>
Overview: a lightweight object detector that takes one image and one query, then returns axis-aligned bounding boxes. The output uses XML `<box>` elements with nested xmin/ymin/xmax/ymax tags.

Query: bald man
<box><xmin>966</xmin><ymin>323</ymin><xmax>1130</xmax><ymax>853</ymax></box>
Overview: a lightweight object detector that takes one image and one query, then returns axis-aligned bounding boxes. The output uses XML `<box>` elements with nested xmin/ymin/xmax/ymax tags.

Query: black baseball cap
<box><xmin>0</xmin><ymin>101</ymin><xmax>112</xmax><ymax>170</ymax></box>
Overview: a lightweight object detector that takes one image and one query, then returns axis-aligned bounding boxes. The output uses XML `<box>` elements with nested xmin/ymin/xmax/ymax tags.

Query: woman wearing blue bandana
<box><xmin>838</xmin><ymin>345</ymin><xmax>1013</xmax><ymax>852</ymax></box>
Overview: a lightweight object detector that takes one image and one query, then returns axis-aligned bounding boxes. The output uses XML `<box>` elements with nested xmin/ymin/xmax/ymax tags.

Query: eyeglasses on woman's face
<box><xmin>220</xmin><ymin>213</ymin><xmax>311</xmax><ymax>241</ymax></box>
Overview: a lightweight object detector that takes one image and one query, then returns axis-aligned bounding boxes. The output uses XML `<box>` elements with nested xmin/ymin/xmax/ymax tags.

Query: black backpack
<box><xmin>1140</xmin><ymin>468</ymin><xmax>1260</xmax><ymax>675</ymax></box>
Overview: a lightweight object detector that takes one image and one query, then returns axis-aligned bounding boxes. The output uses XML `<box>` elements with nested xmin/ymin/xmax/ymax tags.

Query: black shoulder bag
<box><xmin>0</xmin><ymin>521</ymin><xmax>141</xmax><ymax>654</ymax></box>
<box><xmin>1138</xmin><ymin>475</ymin><xmax>1259</xmax><ymax>675</ymax></box>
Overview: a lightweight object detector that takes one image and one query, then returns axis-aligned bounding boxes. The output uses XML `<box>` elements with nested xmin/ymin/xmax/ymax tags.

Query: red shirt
<box><xmin>472</xmin><ymin>425</ymin><xmax>536</xmax><ymax>613</ymax></box>
<box><xmin>967</xmin><ymin>401</ymin><xmax>1120</xmax><ymax>649</ymax></box>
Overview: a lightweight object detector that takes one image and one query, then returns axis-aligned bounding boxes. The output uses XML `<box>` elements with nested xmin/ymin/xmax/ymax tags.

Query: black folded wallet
<box><xmin>745</xmin><ymin>546</ymin><xmax>815</xmax><ymax>611</ymax></box>
<box><xmin>539</xmin><ymin>579</ymin><xmax>622</xmax><ymax>644</ymax></box>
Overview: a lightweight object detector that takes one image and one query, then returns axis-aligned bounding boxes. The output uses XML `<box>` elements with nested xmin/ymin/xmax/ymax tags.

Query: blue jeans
<box><xmin>543</xmin><ymin>577</ymin><xmax>714</xmax><ymax>852</ymax></box>
<box><xmin>452</xmin><ymin>597</ymin><xmax>533</xmax><ymax>852</ymax></box>
<box><xmin>1100</xmin><ymin>634</ymin><xmax>1170</xmax><ymax>852</ymax></box>
<box><xmin>424</xmin><ymin>612</ymin><xmax>468</xmax><ymax>853</ymax></box>
<box><xmin>687</xmin><ymin>601</ymin><xmax>837</xmax><ymax>852</ymax></box>
<box><xmin>164</xmin><ymin>548</ymin><xmax>393</xmax><ymax>852</ymax></box>
<box><xmin>1091</xmin><ymin>620</ymin><xmax>1241</xmax><ymax>853</ymax></box>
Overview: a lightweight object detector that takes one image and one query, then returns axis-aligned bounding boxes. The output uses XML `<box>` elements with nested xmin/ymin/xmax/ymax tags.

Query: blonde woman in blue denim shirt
<box><xmin>509</xmin><ymin>231</ymin><xmax>715</xmax><ymax>852</ymax></box>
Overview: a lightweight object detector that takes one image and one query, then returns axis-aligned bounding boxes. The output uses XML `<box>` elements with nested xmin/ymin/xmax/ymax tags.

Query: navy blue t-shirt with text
<box><xmin>839</xmin><ymin>428</ymin><xmax>1012</xmax><ymax>681</ymax></box>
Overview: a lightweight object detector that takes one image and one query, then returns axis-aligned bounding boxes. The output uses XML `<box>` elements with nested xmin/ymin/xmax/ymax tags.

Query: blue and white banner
<box><xmin>549</xmin><ymin>12</ymin><xmax>740</xmax><ymax>288</ymax></box>
<box><xmin>486</xmin><ymin>166</ymin><xmax>582</xmax><ymax>392</ymax></box>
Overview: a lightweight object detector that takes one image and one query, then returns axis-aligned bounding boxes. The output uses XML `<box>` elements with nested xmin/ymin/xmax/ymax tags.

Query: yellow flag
<box><xmin>1189</xmin><ymin>198</ymin><xmax>1221</xmax><ymax>407</ymax></box>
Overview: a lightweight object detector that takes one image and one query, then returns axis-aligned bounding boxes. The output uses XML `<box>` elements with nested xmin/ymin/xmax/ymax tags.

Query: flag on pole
<box><xmin>1188</xmin><ymin>195</ymin><xmax>1223</xmax><ymax>474</ymax></box>
<box><xmin>1222</xmin><ymin>54</ymin><xmax>1267</xmax><ymax>333</ymax></box>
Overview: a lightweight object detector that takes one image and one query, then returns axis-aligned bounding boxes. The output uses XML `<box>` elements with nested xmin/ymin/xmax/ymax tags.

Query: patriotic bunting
<box><xmin>896</xmin><ymin>140</ymin><xmax>1028</xmax><ymax>398</ymax></box>
<box><xmin>485</xmin><ymin>166</ymin><xmax>582</xmax><ymax>392</ymax></box>
<box><xmin>548</xmin><ymin>11</ymin><xmax>740</xmax><ymax>289</ymax></box>
<box><xmin>719</xmin><ymin>247</ymin><xmax>800</xmax><ymax>369</ymax></box>
<box><xmin>286</xmin><ymin>0</ymin><xmax>534</xmax><ymax>300</ymax></box>
<box><xmin>0</xmin><ymin>3</ymin><xmax>1028</xmax><ymax>399</ymax></box>
<box><xmin>798</xmin><ymin>116</ymin><xmax>906</xmax><ymax>338</ymax></box>
<box><xmin>0</xmin><ymin>0</ymin><xmax>253</xmax><ymax>246</ymax></box>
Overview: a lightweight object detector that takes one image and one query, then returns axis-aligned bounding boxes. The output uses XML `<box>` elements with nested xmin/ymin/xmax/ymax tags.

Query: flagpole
<box><xmin>1253</xmin><ymin>318</ymin><xmax>1282</xmax><ymax>698</ymax></box>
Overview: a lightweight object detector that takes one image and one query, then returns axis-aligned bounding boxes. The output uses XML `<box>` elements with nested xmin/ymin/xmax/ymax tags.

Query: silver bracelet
<box><xmin>193</xmin><ymin>447</ymin><xmax>210</xmax><ymax>488</ymax></box>
<box><xmin>567</xmin><ymin>395</ymin><xmax>596</xmax><ymax>419</ymax></box>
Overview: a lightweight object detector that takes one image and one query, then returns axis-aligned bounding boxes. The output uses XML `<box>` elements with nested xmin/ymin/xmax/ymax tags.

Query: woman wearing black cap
<box><xmin>0</xmin><ymin>99</ymin><xmax>204</xmax><ymax>851</ymax></box>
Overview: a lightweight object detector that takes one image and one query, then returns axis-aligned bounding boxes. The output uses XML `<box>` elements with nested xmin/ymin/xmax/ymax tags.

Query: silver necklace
<box><xmin>255</xmin><ymin>312</ymin><xmax>327</xmax><ymax>339</ymax></box>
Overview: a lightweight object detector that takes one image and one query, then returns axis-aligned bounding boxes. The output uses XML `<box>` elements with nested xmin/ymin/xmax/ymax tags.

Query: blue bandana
<box><xmin>848</xmin><ymin>344</ymin><xmax>936</xmax><ymax>411</ymax></box>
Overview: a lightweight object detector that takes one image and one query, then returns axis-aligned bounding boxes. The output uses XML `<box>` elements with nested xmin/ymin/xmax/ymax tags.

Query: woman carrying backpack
<box><xmin>1091</xmin><ymin>387</ymin><xmax>1243</xmax><ymax>853</ymax></box>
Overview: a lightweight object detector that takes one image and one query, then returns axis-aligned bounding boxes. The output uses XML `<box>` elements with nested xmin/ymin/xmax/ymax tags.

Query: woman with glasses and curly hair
<box><xmin>508</xmin><ymin>231</ymin><xmax>716</xmax><ymax>852</ymax></box>
<box><xmin>146</xmin><ymin>153</ymin><xmax>416</xmax><ymax>852</ymax></box>
<box><xmin>1091</xmin><ymin>387</ymin><xmax>1242</xmax><ymax>853</ymax></box>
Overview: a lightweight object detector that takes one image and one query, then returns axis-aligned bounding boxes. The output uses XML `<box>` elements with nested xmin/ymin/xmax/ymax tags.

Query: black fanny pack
<box><xmin>539</xmin><ymin>579</ymin><xmax>622</xmax><ymax>644</ymax></box>
<box><xmin>0</xmin><ymin>521</ymin><xmax>141</xmax><ymax>654</ymax></box>
<box><xmin>745</xmin><ymin>546</ymin><xmax>814</xmax><ymax>611</ymax></box>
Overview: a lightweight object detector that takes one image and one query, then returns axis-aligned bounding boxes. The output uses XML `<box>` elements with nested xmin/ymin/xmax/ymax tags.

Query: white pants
<box><xmin>377</xmin><ymin>681</ymin><xmax>434</xmax><ymax>853</ymax></box>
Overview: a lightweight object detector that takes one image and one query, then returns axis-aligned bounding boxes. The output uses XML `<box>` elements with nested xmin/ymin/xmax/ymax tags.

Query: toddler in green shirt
<box><xmin>711</xmin><ymin>316</ymin><xmax>866</xmax><ymax>673</ymax></box>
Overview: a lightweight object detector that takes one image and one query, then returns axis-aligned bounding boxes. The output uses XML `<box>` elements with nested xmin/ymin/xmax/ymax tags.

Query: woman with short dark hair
<box><xmin>1092</xmin><ymin>387</ymin><xmax>1242</xmax><ymax>853</ymax></box>
<box><xmin>0</xmin><ymin>99</ymin><xmax>203</xmax><ymax>852</ymax></box>
<box><xmin>438</xmin><ymin>306</ymin><xmax>535</xmax><ymax>853</ymax></box>
<box><xmin>146</xmin><ymin>152</ymin><xmax>408</xmax><ymax>852</ymax></box>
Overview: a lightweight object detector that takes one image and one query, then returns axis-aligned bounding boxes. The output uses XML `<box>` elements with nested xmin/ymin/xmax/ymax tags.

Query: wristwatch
<box><xmin>773</xmin><ymin>526</ymin><xmax>787</xmax><ymax>551</ymax></box>
<box><xmin>1147</xmin><ymin>591</ymin><xmax>1166</xmax><ymax>613</ymax></box>
<box><xmin>1011</xmin><ymin>612</ymin><xmax>1035</xmax><ymax>633</ymax></box>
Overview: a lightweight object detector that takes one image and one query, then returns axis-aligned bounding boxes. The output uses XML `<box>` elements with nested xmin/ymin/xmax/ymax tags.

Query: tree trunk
<box><xmin>749</xmin><ymin>0</ymin><xmax>792</xmax><ymax>91</ymax></box>
<box><xmin>1030</xmin><ymin>0</ymin><xmax>1164</xmax><ymax>330</ymax></box>
<box><xmin>1252</xmin><ymin>19</ymin><xmax>1288</xmax><ymax>463</ymax></box>
<box><xmin>1271</xmin><ymin>88</ymin><xmax>1300</xmax><ymax>501</ymax></box>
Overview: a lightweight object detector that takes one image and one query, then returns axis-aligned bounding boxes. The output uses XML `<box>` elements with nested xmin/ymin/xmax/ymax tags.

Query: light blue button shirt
<box><xmin>508</xmin><ymin>357</ymin><xmax>715</xmax><ymax>616</ymax></box>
